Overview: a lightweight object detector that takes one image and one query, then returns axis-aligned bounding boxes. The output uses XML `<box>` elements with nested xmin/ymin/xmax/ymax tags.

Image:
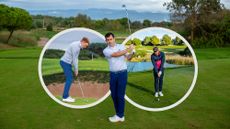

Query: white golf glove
<box><xmin>159</xmin><ymin>71</ymin><xmax>162</xmax><ymax>76</ymax></box>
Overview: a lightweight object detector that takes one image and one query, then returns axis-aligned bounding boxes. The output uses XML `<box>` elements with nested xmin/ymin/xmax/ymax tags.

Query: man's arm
<box><xmin>111</xmin><ymin>44</ymin><xmax>134</xmax><ymax>57</ymax></box>
<box><xmin>111</xmin><ymin>49</ymin><xmax>129</xmax><ymax>57</ymax></box>
<box><xmin>71</xmin><ymin>46</ymin><xmax>79</xmax><ymax>76</ymax></box>
<box><xmin>151</xmin><ymin>54</ymin><xmax>158</xmax><ymax>73</ymax></box>
<box><xmin>159</xmin><ymin>52</ymin><xmax>165</xmax><ymax>72</ymax></box>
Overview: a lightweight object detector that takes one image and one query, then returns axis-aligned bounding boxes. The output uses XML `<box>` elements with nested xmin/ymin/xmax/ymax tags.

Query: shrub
<box><xmin>44</xmin><ymin>49</ymin><xmax>65</xmax><ymax>58</ymax></box>
<box><xmin>79</xmin><ymin>49</ymin><xmax>99</xmax><ymax>60</ymax></box>
<box><xmin>88</xmin><ymin>43</ymin><xmax>107</xmax><ymax>57</ymax></box>
<box><xmin>178</xmin><ymin>47</ymin><xmax>192</xmax><ymax>56</ymax></box>
<box><xmin>46</xmin><ymin>23</ymin><xmax>53</xmax><ymax>31</ymax></box>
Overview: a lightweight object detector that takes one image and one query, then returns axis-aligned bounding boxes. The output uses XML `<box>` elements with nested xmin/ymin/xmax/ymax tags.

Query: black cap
<box><xmin>153</xmin><ymin>47</ymin><xmax>159</xmax><ymax>52</ymax></box>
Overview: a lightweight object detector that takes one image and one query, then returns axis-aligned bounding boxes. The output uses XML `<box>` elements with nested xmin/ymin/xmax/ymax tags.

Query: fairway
<box><xmin>0</xmin><ymin>47</ymin><xmax>230</xmax><ymax>129</ymax></box>
<box><xmin>126</xmin><ymin>66</ymin><xmax>194</xmax><ymax>108</ymax></box>
<box><xmin>42</xmin><ymin>58</ymin><xmax>109</xmax><ymax>75</ymax></box>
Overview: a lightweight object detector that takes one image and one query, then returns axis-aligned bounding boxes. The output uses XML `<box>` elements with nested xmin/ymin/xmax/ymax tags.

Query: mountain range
<box><xmin>29</xmin><ymin>8</ymin><xmax>170</xmax><ymax>22</ymax></box>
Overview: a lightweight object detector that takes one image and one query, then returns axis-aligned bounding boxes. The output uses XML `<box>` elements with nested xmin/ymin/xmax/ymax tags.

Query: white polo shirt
<box><xmin>103</xmin><ymin>43</ymin><xmax>127</xmax><ymax>72</ymax></box>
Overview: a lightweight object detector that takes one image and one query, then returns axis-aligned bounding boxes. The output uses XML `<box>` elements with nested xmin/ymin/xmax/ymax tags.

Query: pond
<box><xmin>127</xmin><ymin>62</ymin><xmax>182</xmax><ymax>72</ymax></box>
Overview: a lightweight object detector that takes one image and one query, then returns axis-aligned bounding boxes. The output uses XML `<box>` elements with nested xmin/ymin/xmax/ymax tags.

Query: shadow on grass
<box><xmin>127</xmin><ymin>82</ymin><xmax>153</xmax><ymax>95</ymax></box>
<box><xmin>42</xmin><ymin>70</ymin><xmax>110</xmax><ymax>86</ymax></box>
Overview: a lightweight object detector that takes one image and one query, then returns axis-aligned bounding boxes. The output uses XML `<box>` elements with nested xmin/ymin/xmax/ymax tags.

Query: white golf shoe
<box><xmin>109</xmin><ymin>115</ymin><xmax>125</xmax><ymax>122</ymax></box>
<box><xmin>62</xmin><ymin>96</ymin><xmax>75</xmax><ymax>103</ymax></box>
<box><xmin>159</xmin><ymin>92</ymin><xmax>164</xmax><ymax>97</ymax></box>
<box><xmin>154</xmin><ymin>92</ymin><xmax>159</xmax><ymax>97</ymax></box>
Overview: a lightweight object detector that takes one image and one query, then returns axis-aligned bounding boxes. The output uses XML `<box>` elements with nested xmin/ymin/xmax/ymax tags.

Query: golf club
<box><xmin>77</xmin><ymin>78</ymin><xmax>89</xmax><ymax>102</ymax></box>
<box><xmin>155</xmin><ymin>76</ymin><xmax>160</xmax><ymax>102</ymax></box>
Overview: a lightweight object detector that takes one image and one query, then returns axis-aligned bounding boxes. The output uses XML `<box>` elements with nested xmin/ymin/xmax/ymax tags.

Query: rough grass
<box><xmin>166</xmin><ymin>54</ymin><xmax>194</xmax><ymax>65</ymax></box>
<box><xmin>0</xmin><ymin>31</ymin><xmax>37</xmax><ymax>47</ymax></box>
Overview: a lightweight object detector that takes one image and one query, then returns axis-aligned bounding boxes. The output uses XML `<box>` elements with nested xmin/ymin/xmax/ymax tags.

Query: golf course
<box><xmin>0</xmin><ymin>47</ymin><xmax>229</xmax><ymax>129</ymax></box>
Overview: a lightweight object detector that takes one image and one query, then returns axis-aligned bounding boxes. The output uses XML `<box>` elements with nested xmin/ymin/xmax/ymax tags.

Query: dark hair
<box><xmin>153</xmin><ymin>47</ymin><xmax>159</xmax><ymax>52</ymax></box>
<box><xmin>105</xmin><ymin>32</ymin><xmax>115</xmax><ymax>38</ymax></box>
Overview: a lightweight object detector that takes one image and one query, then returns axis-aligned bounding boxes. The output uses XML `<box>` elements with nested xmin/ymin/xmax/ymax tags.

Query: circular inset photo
<box><xmin>123</xmin><ymin>27</ymin><xmax>198</xmax><ymax>111</ymax></box>
<box><xmin>38</xmin><ymin>28</ymin><xmax>110</xmax><ymax>109</ymax></box>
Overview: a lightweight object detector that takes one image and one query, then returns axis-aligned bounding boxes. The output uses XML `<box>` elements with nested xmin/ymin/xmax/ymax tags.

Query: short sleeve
<box><xmin>120</xmin><ymin>44</ymin><xmax>126</xmax><ymax>51</ymax></box>
<box><xmin>103</xmin><ymin>48</ymin><xmax>112</xmax><ymax>58</ymax></box>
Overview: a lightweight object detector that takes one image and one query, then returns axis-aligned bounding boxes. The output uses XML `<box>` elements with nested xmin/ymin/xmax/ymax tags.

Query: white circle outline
<box><xmin>38</xmin><ymin>27</ymin><xmax>110</xmax><ymax>109</ymax></box>
<box><xmin>123</xmin><ymin>27</ymin><xmax>198</xmax><ymax>112</ymax></box>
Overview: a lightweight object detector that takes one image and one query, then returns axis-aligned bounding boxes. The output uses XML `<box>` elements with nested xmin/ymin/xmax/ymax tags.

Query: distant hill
<box><xmin>29</xmin><ymin>8</ymin><xmax>170</xmax><ymax>22</ymax></box>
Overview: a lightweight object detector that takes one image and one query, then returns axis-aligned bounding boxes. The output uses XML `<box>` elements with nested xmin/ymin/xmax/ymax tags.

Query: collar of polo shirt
<box><xmin>109</xmin><ymin>43</ymin><xmax>117</xmax><ymax>48</ymax></box>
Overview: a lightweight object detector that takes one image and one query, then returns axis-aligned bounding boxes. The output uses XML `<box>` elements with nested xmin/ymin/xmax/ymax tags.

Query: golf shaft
<box><xmin>77</xmin><ymin>78</ymin><xmax>85</xmax><ymax>98</ymax></box>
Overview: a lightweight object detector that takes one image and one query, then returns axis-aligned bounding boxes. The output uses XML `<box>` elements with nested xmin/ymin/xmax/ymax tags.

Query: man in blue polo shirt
<box><xmin>103</xmin><ymin>32</ymin><xmax>134</xmax><ymax>122</ymax></box>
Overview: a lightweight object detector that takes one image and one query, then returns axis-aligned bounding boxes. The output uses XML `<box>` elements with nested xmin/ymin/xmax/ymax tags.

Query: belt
<box><xmin>110</xmin><ymin>69</ymin><xmax>127</xmax><ymax>74</ymax></box>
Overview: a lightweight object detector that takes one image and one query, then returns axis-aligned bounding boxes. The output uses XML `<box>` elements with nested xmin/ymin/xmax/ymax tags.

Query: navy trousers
<box><xmin>110</xmin><ymin>70</ymin><xmax>127</xmax><ymax>118</ymax></box>
<box><xmin>60</xmin><ymin>60</ymin><xmax>73</xmax><ymax>99</ymax></box>
<box><xmin>153</xmin><ymin>70</ymin><xmax>164</xmax><ymax>93</ymax></box>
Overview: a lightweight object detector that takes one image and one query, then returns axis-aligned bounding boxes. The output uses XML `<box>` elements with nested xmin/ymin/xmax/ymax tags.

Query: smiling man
<box><xmin>60</xmin><ymin>37</ymin><xmax>90</xmax><ymax>103</ymax></box>
<box><xmin>103</xmin><ymin>32</ymin><xmax>134</xmax><ymax>123</ymax></box>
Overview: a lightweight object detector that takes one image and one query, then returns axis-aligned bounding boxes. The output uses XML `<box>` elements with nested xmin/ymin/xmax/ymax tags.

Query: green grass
<box><xmin>126</xmin><ymin>66</ymin><xmax>194</xmax><ymax>108</ymax></box>
<box><xmin>56</xmin><ymin>96</ymin><xmax>97</xmax><ymax>105</ymax></box>
<box><xmin>42</xmin><ymin>58</ymin><xmax>109</xmax><ymax>75</ymax></box>
<box><xmin>0</xmin><ymin>47</ymin><xmax>230</xmax><ymax>129</ymax></box>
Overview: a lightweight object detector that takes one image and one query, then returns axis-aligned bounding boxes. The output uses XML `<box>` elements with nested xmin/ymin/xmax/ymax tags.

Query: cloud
<box><xmin>0</xmin><ymin>0</ymin><xmax>229</xmax><ymax>12</ymax></box>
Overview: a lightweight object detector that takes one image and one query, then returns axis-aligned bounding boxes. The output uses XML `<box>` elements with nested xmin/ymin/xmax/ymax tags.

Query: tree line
<box><xmin>1</xmin><ymin>1</ymin><xmax>230</xmax><ymax>48</ymax></box>
<box><xmin>31</xmin><ymin>14</ymin><xmax>172</xmax><ymax>32</ymax></box>
<box><xmin>126</xmin><ymin>35</ymin><xmax>184</xmax><ymax>46</ymax></box>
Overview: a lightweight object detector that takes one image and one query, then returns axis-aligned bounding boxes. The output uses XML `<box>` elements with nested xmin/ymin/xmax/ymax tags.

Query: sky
<box><xmin>1</xmin><ymin>0</ymin><xmax>229</xmax><ymax>13</ymax></box>
<box><xmin>48</xmin><ymin>29</ymin><xmax>105</xmax><ymax>50</ymax></box>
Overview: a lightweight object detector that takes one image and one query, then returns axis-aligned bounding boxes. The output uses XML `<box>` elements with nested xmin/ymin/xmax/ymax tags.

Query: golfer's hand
<box><xmin>74</xmin><ymin>71</ymin><xmax>78</xmax><ymax>77</ymax></box>
<box><xmin>128</xmin><ymin>44</ymin><xmax>134</xmax><ymax>51</ymax></box>
<box><xmin>158</xmin><ymin>72</ymin><xmax>161</xmax><ymax>77</ymax></box>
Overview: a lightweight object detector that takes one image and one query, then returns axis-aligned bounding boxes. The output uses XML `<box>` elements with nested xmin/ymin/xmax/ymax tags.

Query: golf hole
<box><xmin>38</xmin><ymin>28</ymin><xmax>110</xmax><ymax>109</ymax></box>
<box><xmin>123</xmin><ymin>27</ymin><xmax>198</xmax><ymax>112</ymax></box>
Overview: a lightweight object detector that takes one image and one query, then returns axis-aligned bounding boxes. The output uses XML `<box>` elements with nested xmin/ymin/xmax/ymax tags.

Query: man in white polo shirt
<box><xmin>60</xmin><ymin>37</ymin><xmax>90</xmax><ymax>103</ymax></box>
<box><xmin>103</xmin><ymin>32</ymin><xmax>134</xmax><ymax>122</ymax></box>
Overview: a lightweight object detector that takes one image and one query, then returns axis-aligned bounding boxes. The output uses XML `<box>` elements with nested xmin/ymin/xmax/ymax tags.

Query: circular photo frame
<box><xmin>38</xmin><ymin>28</ymin><xmax>110</xmax><ymax>109</ymax></box>
<box><xmin>123</xmin><ymin>27</ymin><xmax>198</xmax><ymax>112</ymax></box>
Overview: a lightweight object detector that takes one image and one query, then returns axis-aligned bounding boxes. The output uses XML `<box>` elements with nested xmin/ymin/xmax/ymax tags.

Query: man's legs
<box><xmin>116</xmin><ymin>70</ymin><xmax>127</xmax><ymax>118</ymax></box>
<box><xmin>154</xmin><ymin>72</ymin><xmax>159</xmax><ymax>93</ymax></box>
<box><xmin>110</xmin><ymin>72</ymin><xmax>118</xmax><ymax>114</ymax></box>
<box><xmin>159</xmin><ymin>71</ymin><xmax>164</xmax><ymax>92</ymax></box>
<box><xmin>60</xmin><ymin>61</ymin><xmax>73</xmax><ymax>99</ymax></box>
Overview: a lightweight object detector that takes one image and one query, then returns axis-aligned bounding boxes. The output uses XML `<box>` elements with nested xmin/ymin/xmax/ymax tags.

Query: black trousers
<box><xmin>153</xmin><ymin>70</ymin><xmax>164</xmax><ymax>93</ymax></box>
